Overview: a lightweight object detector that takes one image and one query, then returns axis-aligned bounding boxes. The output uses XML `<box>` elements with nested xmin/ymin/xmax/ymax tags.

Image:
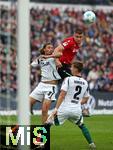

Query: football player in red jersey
<box><xmin>40</xmin><ymin>28</ymin><xmax>84</xmax><ymax>100</ymax></box>
<box><xmin>55</xmin><ymin>27</ymin><xmax>84</xmax><ymax>79</ymax></box>
<box><xmin>45</xmin><ymin>27</ymin><xmax>84</xmax><ymax>80</ymax></box>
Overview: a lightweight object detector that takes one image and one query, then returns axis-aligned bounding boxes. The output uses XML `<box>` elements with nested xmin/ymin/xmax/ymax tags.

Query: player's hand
<box><xmin>55</xmin><ymin>60</ymin><xmax>62</xmax><ymax>68</ymax></box>
<box><xmin>45</xmin><ymin>108</ymin><xmax>58</xmax><ymax>125</ymax></box>
<box><xmin>45</xmin><ymin>108</ymin><xmax>57</xmax><ymax>124</ymax></box>
<box><xmin>52</xmin><ymin>108</ymin><xmax>58</xmax><ymax>117</ymax></box>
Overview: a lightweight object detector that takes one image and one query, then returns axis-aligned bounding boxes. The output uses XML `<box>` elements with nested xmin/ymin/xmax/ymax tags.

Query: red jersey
<box><xmin>59</xmin><ymin>36</ymin><xmax>80</xmax><ymax>64</ymax></box>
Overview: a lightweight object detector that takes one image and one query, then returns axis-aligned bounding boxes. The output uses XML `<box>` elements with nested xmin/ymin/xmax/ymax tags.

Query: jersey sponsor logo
<box><xmin>62</xmin><ymin>42</ymin><xmax>68</xmax><ymax>46</ymax></box>
<box><xmin>40</xmin><ymin>61</ymin><xmax>50</xmax><ymax>67</ymax></box>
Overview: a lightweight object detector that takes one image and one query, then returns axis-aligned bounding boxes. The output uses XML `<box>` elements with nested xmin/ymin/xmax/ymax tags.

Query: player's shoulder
<box><xmin>63</xmin><ymin>76</ymin><xmax>70</xmax><ymax>82</ymax></box>
<box><xmin>47</xmin><ymin>57</ymin><xmax>54</xmax><ymax>61</ymax></box>
<box><xmin>61</xmin><ymin>36</ymin><xmax>75</xmax><ymax>48</ymax></box>
<box><xmin>40</xmin><ymin>57</ymin><xmax>54</xmax><ymax>63</ymax></box>
<box><xmin>80</xmin><ymin>77</ymin><xmax>88</xmax><ymax>86</ymax></box>
<box><xmin>82</xmin><ymin>78</ymin><xmax>88</xmax><ymax>84</ymax></box>
<box><xmin>70</xmin><ymin>76</ymin><xmax>88</xmax><ymax>84</ymax></box>
<box><xmin>65</xmin><ymin>76</ymin><xmax>75</xmax><ymax>83</ymax></box>
<box><xmin>62</xmin><ymin>77</ymin><xmax>70</xmax><ymax>84</ymax></box>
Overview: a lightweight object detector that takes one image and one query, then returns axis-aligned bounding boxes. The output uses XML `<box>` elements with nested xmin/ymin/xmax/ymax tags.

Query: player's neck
<box><xmin>73</xmin><ymin>37</ymin><xmax>81</xmax><ymax>46</ymax></box>
<box><xmin>73</xmin><ymin>73</ymin><xmax>81</xmax><ymax>77</ymax></box>
<box><xmin>75</xmin><ymin>75</ymin><xmax>82</xmax><ymax>77</ymax></box>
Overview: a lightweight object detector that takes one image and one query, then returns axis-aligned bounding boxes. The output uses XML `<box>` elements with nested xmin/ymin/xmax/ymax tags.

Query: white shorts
<box><xmin>55</xmin><ymin>104</ymin><xmax>83</xmax><ymax>125</ymax></box>
<box><xmin>29</xmin><ymin>82</ymin><xmax>58</xmax><ymax>102</ymax></box>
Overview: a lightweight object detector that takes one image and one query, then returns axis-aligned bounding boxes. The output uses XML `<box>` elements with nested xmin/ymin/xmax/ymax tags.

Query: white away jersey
<box><xmin>31</xmin><ymin>57</ymin><xmax>61</xmax><ymax>82</ymax></box>
<box><xmin>61</xmin><ymin>76</ymin><xmax>89</xmax><ymax>105</ymax></box>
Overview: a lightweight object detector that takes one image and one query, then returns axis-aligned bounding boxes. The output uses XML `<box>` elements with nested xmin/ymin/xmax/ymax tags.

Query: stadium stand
<box><xmin>0</xmin><ymin>3</ymin><xmax>113</xmax><ymax>94</ymax></box>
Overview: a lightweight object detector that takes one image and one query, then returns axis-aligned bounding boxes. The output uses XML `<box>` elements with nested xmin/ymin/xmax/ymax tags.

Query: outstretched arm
<box><xmin>55</xmin><ymin>90</ymin><xmax>66</xmax><ymax>109</ymax></box>
<box><xmin>41</xmin><ymin>44</ymin><xmax>64</xmax><ymax>59</ymax></box>
<box><xmin>52</xmin><ymin>90</ymin><xmax>66</xmax><ymax>116</ymax></box>
<box><xmin>53</xmin><ymin>44</ymin><xmax>64</xmax><ymax>68</ymax></box>
<box><xmin>53</xmin><ymin>44</ymin><xmax>64</xmax><ymax>57</ymax></box>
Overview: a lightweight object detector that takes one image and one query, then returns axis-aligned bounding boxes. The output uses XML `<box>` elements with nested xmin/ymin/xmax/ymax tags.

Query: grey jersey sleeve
<box><xmin>31</xmin><ymin>58</ymin><xmax>40</xmax><ymax>67</ymax></box>
<box><xmin>61</xmin><ymin>77</ymin><xmax>69</xmax><ymax>92</ymax></box>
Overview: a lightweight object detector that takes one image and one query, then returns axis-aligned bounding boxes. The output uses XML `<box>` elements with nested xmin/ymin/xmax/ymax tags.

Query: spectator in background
<box><xmin>108</xmin><ymin>62</ymin><xmax>113</xmax><ymax>81</ymax></box>
<box><xmin>87</xmin><ymin>67</ymin><xmax>99</xmax><ymax>90</ymax></box>
<box><xmin>0</xmin><ymin>5</ymin><xmax>113</xmax><ymax>93</ymax></box>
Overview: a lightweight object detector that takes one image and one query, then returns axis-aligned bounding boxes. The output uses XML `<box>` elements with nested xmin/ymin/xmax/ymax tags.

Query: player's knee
<box><xmin>78</xmin><ymin>123</ymin><xmax>84</xmax><ymax>129</ymax></box>
<box><xmin>30</xmin><ymin>97</ymin><xmax>36</xmax><ymax>105</ymax></box>
<box><xmin>42</xmin><ymin>108</ymin><xmax>48</xmax><ymax>116</ymax></box>
<box><xmin>82</xmin><ymin>109</ymin><xmax>90</xmax><ymax>117</ymax></box>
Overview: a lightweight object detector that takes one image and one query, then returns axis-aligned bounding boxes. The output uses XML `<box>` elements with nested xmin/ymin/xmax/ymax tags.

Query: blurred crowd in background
<box><xmin>0</xmin><ymin>4</ymin><xmax>113</xmax><ymax>94</ymax></box>
<box><xmin>2</xmin><ymin>0</ymin><xmax>113</xmax><ymax>5</ymax></box>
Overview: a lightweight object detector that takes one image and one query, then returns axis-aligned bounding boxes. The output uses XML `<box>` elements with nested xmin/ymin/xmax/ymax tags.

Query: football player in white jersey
<box><xmin>46</xmin><ymin>61</ymin><xmax>96</xmax><ymax>149</ymax></box>
<box><xmin>30</xmin><ymin>43</ymin><xmax>61</xmax><ymax>124</ymax></box>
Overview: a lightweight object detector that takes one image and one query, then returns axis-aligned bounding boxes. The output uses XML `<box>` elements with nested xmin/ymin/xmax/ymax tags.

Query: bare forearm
<box><xmin>55</xmin><ymin>91</ymin><xmax>66</xmax><ymax>109</ymax></box>
<box><xmin>53</xmin><ymin>52</ymin><xmax>62</xmax><ymax>58</ymax></box>
<box><xmin>53</xmin><ymin>44</ymin><xmax>64</xmax><ymax>58</ymax></box>
<box><xmin>55</xmin><ymin>97</ymin><xmax>64</xmax><ymax>109</ymax></box>
<box><xmin>45</xmin><ymin>52</ymin><xmax>62</xmax><ymax>58</ymax></box>
<box><xmin>81</xmin><ymin>97</ymin><xmax>89</xmax><ymax>105</ymax></box>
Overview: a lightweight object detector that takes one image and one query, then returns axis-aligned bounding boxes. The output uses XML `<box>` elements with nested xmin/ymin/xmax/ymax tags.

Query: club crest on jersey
<box><xmin>63</xmin><ymin>42</ymin><xmax>68</xmax><ymax>46</ymax></box>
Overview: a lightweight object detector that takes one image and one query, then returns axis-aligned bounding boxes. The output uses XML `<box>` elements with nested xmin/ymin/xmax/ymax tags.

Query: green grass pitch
<box><xmin>0</xmin><ymin>115</ymin><xmax>113</xmax><ymax>150</ymax></box>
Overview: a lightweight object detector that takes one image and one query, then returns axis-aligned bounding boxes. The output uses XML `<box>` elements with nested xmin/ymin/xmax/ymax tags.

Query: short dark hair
<box><xmin>40</xmin><ymin>42</ymin><xmax>51</xmax><ymax>54</ymax></box>
<box><xmin>75</xmin><ymin>27</ymin><xmax>84</xmax><ymax>34</ymax></box>
<box><xmin>72</xmin><ymin>60</ymin><xmax>83</xmax><ymax>72</ymax></box>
